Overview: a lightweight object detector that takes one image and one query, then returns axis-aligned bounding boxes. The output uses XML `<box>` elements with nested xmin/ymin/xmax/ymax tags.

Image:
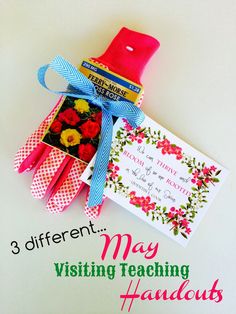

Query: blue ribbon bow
<box><xmin>38</xmin><ymin>56</ymin><xmax>145</xmax><ymax>207</ymax></box>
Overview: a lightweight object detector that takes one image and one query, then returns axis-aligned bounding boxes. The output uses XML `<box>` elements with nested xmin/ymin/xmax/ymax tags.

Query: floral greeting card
<box><xmin>81</xmin><ymin>116</ymin><xmax>228</xmax><ymax>246</ymax></box>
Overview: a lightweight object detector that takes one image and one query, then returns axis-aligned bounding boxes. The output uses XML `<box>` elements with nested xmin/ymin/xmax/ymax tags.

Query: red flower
<box><xmin>110</xmin><ymin>172</ymin><xmax>118</xmax><ymax>179</ymax></box>
<box><xmin>168</xmin><ymin>212</ymin><xmax>174</xmax><ymax>218</ymax></box>
<box><xmin>50</xmin><ymin>119</ymin><xmax>62</xmax><ymax>133</ymax></box>
<box><xmin>80</xmin><ymin>120</ymin><xmax>100</xmax><ymax>138</ymax></box>
<box><xmin>202</xmin><ymin>167</ymin><xmax>210</xmax><ymax>175</ymax></box>
<box><xmin>172</xmin><ymin>221</ymin><xmax>178</xmax><ymax>227</ymax></box>
<box><xmin>197</xmin><ymin>180</ymin><xmax>203</xmax><ymax>187</ymax></box>
<box><xmin>176</xmin><ymin>154</ymin><xmax>183</xmax><ymax>160</ymax></box>
<box><xmin>108</xmin><ymin>162</ymin><xmax>114</xmax><ymax>170</ymax></box>
<box><xmin>138</xmin><ymin>132</ymin><xmax>145</xmax><ymax>139</ymax></box>
<box><xmin>163</xmin><ymin>139</ymin><xmax>170</xmax><ymax>147</ymax></box>
<box><xmin>78</xmin><ymin>143</ymin><xmax>96</xmax><ymax>162</ymax></box>
<box><xmin>129</xmin><ymin>191</ymin><xmax>136</xmax><ymax>198</ymax></box>
<box><xmin>58</xmin><ymin>108</ymin><xmax>80</xmax><ymax>126</ymax></box>
<box><xmin>94</xmin><ymin>111</ymin><xmax>102</xmax><ymax>124</ymax></box>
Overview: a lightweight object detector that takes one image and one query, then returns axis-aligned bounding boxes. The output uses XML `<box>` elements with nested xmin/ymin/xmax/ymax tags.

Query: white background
<box><xmin>0</xmin><ymin>1</ymin><xmax>235</xmax><ymax>313</ymax></box>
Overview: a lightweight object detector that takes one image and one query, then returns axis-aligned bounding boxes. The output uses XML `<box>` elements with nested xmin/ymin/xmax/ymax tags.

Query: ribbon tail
<box><xmin>107</xmin><ymin>100</ymin><xmax>145</xmax><ymax>128</ymax></box>
<box><xmin>37</xmin><ymin>55</ymin><xmax>96</xmax><ymax>97</ymax></box>
<box><xmin>87</xmin><ymin>110</ymin><xmax>113</xmax><ymax>207</ymax></box>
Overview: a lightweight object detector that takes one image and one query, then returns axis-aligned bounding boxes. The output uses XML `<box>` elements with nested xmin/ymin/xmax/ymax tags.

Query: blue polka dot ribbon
<box><xmin>38</xmin><ymin>55</ymin><xmax>145</xmax><ymax>207</ymax></box>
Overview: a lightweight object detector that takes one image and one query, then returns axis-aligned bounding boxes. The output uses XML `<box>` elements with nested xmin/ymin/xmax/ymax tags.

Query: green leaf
<box><xmin>146</xmin><ymin>138</ymin><xmax>150</xmax><ymax>144</ymax></box>
<box><xmin>118</xmin><ymin>176</ymin><xmax>122</xmax><ymax>181</ymax></box>
<box><xmin>173</xmin><ymin>228</ymin><xmax>179</xmax><ymax>236</ymax></box>
<box><xmin>212</xmin><ymin>177</ymin><xmax>220</xmax><ymax>182</ymax></box>
<box><xmin>188</xmin><ymin>168</ymin><xmax>192</xmax><ymax>173</ymax></box>
<box><xmin>113</xmin><ymin>158</ymin><xmax>120</xmax><ymax>162</ymax></box>
<box><xmin>181</xmin><ymin>232</ymin><xmax>188</xmax><ymax>239</ymax></box>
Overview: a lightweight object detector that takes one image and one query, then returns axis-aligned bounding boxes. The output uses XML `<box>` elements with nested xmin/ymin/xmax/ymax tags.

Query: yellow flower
<box><xmin>74</xmin><ymin>99</ymin><xmax>90</xmax><ymax>113</ymax></box>
<box><xmin>60</xmin><ymin>129</ymin><xmax>82</xmax><ymax>147</ymax></box>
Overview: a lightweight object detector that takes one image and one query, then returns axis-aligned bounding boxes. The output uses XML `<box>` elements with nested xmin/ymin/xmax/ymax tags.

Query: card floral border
<box><xmin>103</xmin><ymin>119</ymin><xmax>221</xmax><ymax>240</ymax></box>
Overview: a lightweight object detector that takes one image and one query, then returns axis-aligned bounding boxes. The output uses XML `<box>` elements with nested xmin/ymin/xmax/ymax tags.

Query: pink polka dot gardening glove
<box><xmin>14</xmin><ymin>27</ymin><xmax>159</xmax><ymax>218</ymax></box>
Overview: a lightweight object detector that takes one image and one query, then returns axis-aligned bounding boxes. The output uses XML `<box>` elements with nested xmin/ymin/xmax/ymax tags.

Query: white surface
<box><xmin>1</xmin><ymin>1</ymin><xmax>236</xmax><ymax>313</ymax></box>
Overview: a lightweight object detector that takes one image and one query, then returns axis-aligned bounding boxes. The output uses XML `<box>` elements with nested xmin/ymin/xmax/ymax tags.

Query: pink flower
<box><xmin>137</xmin><ymin>139</ymin><xmax>143</xmax><ymax>144</ymax></box>
<box><xmin>191</xmin><ymin>179</ymin><xmax>196</xmax><ymax>184</ymax></box>
<box><xmin>123</xmin><ymin>119</ymin><xmax>133</xmax><ymax>131</ymax></box>
<box><xmin>176</xmin><ymin>209</ymin><xmax>184</xmax><ymax>216</ymax></box>
<box><xmin>129</xmin><ymin>134</ymin><xmax>136</xmax><ymax>142</ymax></box>
<box><xmin>205</xmin><ymin>178</ymin><xmax>210</xmax><ymax>183</ymax></box>
<box><xmin>180</xmin><ymin>219</ymin><xmax>189</xmax><ymax>228</ymax></box>
<box><xmin>114</xmin><ymin>166</ymin><xmax>119</xmax><ymax>171</ymax></box>
<box><xmin>192</xmin><ymin>170</ymin><xmax>199</xmax><ymax>178</ymax></box>
<box><xmin>186</xmin><ymin>227</ymin><xmax>191</xmax><ymax>235</ymax></box>
<box><xmin>170</xmin><ymin>207</ymin><xmax>175</xmax><ymax>212</ymax></box>
<box><xmin>142</xmin><ymin>205</ymin><xmax>151</xmax><ymax>213</ymax></box>
<box><xmin>210</xmin><ymin>165</ymin><xmax>217</xmax><ymax>172</ymax></box>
